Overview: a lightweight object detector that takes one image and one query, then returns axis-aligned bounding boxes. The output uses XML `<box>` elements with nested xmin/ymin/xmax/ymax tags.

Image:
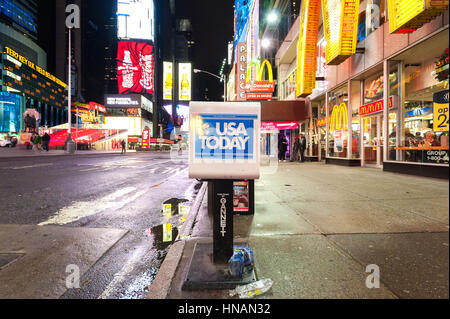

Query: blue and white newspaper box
<box><xmin>184</xmin><ymin>102</ymin><xmax>260</xmax><ymax>289</ymax></box>
<box><xmin>189</xmin><ymin>102</ymin><xmax>261</xmax><ymax>180</ymax></box>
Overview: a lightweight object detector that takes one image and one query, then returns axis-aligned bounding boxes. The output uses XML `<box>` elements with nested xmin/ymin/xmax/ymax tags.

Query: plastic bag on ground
<box><xmin>229</xmin><ymin>278</ymin><xmax>273</xmax><ymax>299</ymax></box>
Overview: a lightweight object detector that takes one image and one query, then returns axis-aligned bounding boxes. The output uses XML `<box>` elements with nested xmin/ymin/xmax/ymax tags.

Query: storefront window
<box><xmin>351</xmin><ymin>81</ymin><xmax>361</xmax><ymax>159</ymax></box>
<box><xmin>310</xmin><ymin>105</ymin><xmax>319</xmax><ymax>157</ymax></box>
<box><xmin>328</xmin><ymin>86</ymin><xmax>349</xmax><ymax>158</ymax></box>
<box><xmin>395</xmin><ymin>36</ymin><xmax>449</xmax><ymax>165</ymax></box>
<box><xmin>0</xmin><ymin>92</ymin><xmax>22</xmax><ymax>133</ymax></box>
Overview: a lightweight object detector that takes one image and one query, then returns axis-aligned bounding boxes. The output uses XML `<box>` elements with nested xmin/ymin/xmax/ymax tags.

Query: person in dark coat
<box><xmin>121</xmin><ymin>139</ymin><xmax>127</xmax><ymax>154</ymax></box>
<box><xmin>293</xmin><ymin>136</ymin><xmax>300</xmax><ymax>162</ymax></box>
<box><xmin>278</xmin><ymin>135</ymin><xmax>288</xmax><ymax>162</ymax></box>
<box><xmin>300</xmin><ymin>134</ymin><xmax>307</xmax><ymax>163</ymax></box>
<box><xmin>42</xmin><ymin>133</ymin><xmax>51</xmax><ymax>152</ymax></box>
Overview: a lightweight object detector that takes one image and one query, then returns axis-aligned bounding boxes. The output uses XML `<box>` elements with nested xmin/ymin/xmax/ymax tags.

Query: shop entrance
<box><xmin>361</xmin><ymin>114</ymin><xmax>384</xmax><ymax>168</ymax></box>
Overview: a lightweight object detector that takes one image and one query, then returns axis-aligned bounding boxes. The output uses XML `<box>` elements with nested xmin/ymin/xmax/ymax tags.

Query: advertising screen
<box><xmin>163</xmin><ymin>62</ymin><xmax>173</xmax><ymax>100</ymax></box>
<box><xmin>117</xmin><ymin>0</ymin><xmax>154</xmax><ymax>41</ymax></box>
<box><xmin>2</xmin><ymin>47</ymin><xmax>67</xmax><ymax>108</ymax></box>
<box><xmin>117</xmin><ymin>41</ymin><xmax>154</xmax><ymax>95</ymax></box>
<box><xmin>178</xmin><ymin>63</ymin><xmax>192</xmax><ymax>101</ymax></box>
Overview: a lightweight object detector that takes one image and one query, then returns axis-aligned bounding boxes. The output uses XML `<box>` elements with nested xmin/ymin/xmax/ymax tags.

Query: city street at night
<box><xmin>0</xmin><ymin>0</ymin><xmax>449</xmax><ymax>310</ymax></box>
<box><xmin>0</xmin><ymin>152</ymin><xmax>197</xmax><ymax>299</ymax></box>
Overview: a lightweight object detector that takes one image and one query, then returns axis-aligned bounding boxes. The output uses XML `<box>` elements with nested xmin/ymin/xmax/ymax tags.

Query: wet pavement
<box><xmin>0</xmin><ymin>152</ymin><xmax>200</xmax><ymax>299</ymax></box>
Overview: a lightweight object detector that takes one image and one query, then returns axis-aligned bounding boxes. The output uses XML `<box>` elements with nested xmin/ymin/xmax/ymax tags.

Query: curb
<box><xmin>146</xmin><ymin>181</ymin><xmax>208</xmax><ymax>299</ymax></box>
<box><xmin>0</xmin><ymin>152</ymin><xmax>137</xmax><ymax>160</ymax></box>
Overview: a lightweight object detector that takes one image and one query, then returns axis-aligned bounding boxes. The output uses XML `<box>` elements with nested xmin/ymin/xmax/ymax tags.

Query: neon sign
<box><xmin>296</xmin><ymin>0</ymin><xmax>321</xmax><ymax>97</ymax></box>
<box><xmin>330</xmin><ymin>103</ymin><xmax>348</xmax><ymax>132</ymax></box>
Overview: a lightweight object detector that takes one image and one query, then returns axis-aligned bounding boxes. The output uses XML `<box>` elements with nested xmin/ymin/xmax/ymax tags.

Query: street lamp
<box><xmin>267</xmin><ymin>11</ymin><xmax>278</xmax><ymax>24</ymax></box>
<box><xmin>193</xmin><ymin>69</ymin><xmax>227</xmax><ymax>102</ymax></box>
<box><xmin>65</xmin><ymin>26</ymin><xmax>75</xmax><ymax>154</ymax></box>
<box><xmin>261</xmin><ymin>38</ymin><xmax>272</xmax><ymax>49</ymax></box>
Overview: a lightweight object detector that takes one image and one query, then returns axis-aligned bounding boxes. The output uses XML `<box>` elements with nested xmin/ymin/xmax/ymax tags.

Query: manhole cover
<box><xmin>0</xmin><ymin>253</ymin><xmax>24</xmax><ymax>270</ymax></box>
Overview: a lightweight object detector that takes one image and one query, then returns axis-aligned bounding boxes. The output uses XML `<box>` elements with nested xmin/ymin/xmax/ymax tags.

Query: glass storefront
<box><xmin>328</xmin><ymin>85</ymin><xmax>349</xmax><ymax>158</ymax></box>
<box><xmin>0</xmin><ymin>92</ymin><xmax>23</xmax><ymax>133</ymax></box>
<box><xmin>389</xmin><ymin>31</ymin><xmax>449</xmax><ymax>165</ymax></box>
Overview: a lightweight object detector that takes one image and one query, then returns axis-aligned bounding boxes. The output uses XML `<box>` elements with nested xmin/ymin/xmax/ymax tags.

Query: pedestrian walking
<box><xmin>300</xmin><ymin>134</ymin><xmax>307</xmax><ymax>163</ymax></box>
<box><xmin>42</xmin><ymin>133</ymin><xmax>51</xmax><ymax>152</ymax></box>
<box><xmin>278</xmin><ymin>135</ymin><xmax>288</xmax><ymax>162</ymax></box>
<box><xmin>293</xmin><ymin>136</ymin><xmax>300</xmax><ymax>162</ymax></box>
<box><xmin>32</xmin><ymin>134</ymin><xmax>42</xmax><ymax>153</ymax></box>
<box><xmin>121</xmin><ymin>139</ymin><xmax>126</xmax><ymax>154</ymax></box>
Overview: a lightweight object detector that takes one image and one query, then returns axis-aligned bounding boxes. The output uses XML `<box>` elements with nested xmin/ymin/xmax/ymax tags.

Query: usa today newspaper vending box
<box><xmin>184</xmin><ymin>102</ymin><xmax>260</xmax><ymax>289</ymax></box>
<box><xmin>189</xmin><ymin>102</ymin><xmax>261</xmax><ymax>180</ymax></box>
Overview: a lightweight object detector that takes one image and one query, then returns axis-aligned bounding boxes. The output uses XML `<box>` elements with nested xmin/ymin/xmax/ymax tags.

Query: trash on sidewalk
<box><xmin>228</xmin><ymin>247</ymin><xmax>254</xmax><ymax>278</ymax></box>
<box><xmin>229</xmin><ymin>278</ymin><xmax>274</xmax><ymax>299</ymax></box>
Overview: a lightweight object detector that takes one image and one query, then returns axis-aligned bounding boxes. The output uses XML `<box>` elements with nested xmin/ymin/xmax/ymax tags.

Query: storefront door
<box><xmin>361</xmin><ymin>114</ymin><xmax>384</xmax><ymax>168</ymax></box>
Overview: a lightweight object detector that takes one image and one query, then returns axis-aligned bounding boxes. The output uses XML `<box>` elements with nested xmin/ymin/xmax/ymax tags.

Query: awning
<box><xmin>260</xmin><ymin>100</ymin><xmax>307</xmax><ymax>122</ymax></box>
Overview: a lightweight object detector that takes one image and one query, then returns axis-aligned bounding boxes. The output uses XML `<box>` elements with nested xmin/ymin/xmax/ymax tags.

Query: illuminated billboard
<box><xmin>117</xmin><ymin>41</ymin><xmax>154</xmax><ymax>95</ymax></box>
<box><xmin>2</xmin><ymin>47</ymin><xmax>67</xmax><ymax>108</ymax></box>
<box><xmin>322</xmin><ymin>0</ymin><xmax>360</xmax><ymax>65</ymax></box>
<box><xmin>296</xmin><ymin>0</ymin><xmax>321</xmax><ymax>97</ymax></box>
<box><xmin>178</xmin><ymin>63</ymin><xmax>192</xmax><ymax>101</ymax></box>
<box><xmin>387</xmin><ymin>0</ymin><xmax>449</xmax><ymax>34</ymax></box>
<box><xmin>117</xmin><ymin>0</ymin><xmax>154</xmax><ymax>41</ymax></box>
<box><xmin>234</xmin><ymin>0</ymin><xmax>255</xmax><ymax>55</ymax></box>
<box><xmin>163</xmin><ymin>62</ymin><xmax>173</xmax><ymax>100</ymax></box>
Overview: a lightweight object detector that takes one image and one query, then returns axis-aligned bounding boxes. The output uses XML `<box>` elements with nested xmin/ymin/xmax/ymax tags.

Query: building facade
<box><xmin>275</xmin><ymin>0</ymin><xmax>449</xmax><ymax>178</ymax></box>
<box><xmin>0</xmin><ymin>0</ymin><xmax>67</xmax><ymax>140</ymax></box>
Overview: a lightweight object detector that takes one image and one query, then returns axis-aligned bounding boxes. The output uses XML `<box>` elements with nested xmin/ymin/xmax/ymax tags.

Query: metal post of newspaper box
<box><xmin>183</xmin><ymin>102</ymin><xmax>261</xmax><ymax>290</ymax></box>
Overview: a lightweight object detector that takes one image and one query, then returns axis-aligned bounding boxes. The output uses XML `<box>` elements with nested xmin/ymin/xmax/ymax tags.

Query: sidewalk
<box><xmin>0</xmin><ymin>147</ymin><xmax>136</xmax><ymax>159</ymax></box>
<box><xmin>148</xmin><ymin>162</ymin><xmax>449</xmax><ymax>299</ymax></box>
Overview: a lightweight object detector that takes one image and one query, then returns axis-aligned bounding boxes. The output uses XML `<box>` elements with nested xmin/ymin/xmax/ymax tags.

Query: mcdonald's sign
<box><xmin>329</xmin><ymin>103</ymin><xmax>349</xmax><ymax>132</ymax></box>
<box><xmin>359</xmin><ymin>97</ymin><xmax>395</xmax><ymax>116</ymax></box>
<box><xmin>245</xmin><ymin>60</ymin><xmax>275</xmax><ymax>100</ymax></box>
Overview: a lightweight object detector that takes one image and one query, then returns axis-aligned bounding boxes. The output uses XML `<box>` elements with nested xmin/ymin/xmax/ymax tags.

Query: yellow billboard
<box><xmin>296</xmin><ymin>0</ymin><xmax>322</xmax><ymax>97</ymax></box>
<box><xmin>322</xmin><ymin>0</ymin><xmax>359</xmax><ymax>65</ymax></box>
<box><xmin>163</xmin><ymin>62</ymin><xmax>173</xmax><ymax>100</ymax></box>
<box><xmin>388</xmin><ymin>0</ymin><xmax>449</xmax><ymax>34</ymax></box>
<box><xmin>179</xmin><ymin>63</ymin><xmax>192</xmax><ymax>101</ymax></box>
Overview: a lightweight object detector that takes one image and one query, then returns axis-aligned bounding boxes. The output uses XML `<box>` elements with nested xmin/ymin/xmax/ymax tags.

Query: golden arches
<box><xmin>329</xmin><ymin>103</ymin><xmax>348</xmax><ymax>132</ymax></box>
<box><xmin>246</xmin><ymin>60</ymin><xmax>274</xmax><ymax>83</ymax></box>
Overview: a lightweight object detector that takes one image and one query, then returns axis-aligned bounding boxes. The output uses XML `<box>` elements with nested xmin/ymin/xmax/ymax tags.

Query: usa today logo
<box><xmin>194</xmin><ymin>114</ymin><xmax>257</xmax><ymax>160</ymax></box>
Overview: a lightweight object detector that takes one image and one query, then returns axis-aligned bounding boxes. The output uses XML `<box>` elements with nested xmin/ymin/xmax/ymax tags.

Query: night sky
<box><xmin>38</xmin><ymin>0</ymin><xmax>235</xmax><ymax>103</ymax></box>
<box><xmin>188</xmin><ymin>0</ymin><xmax>235</xmax><ymax>101</ymax></box>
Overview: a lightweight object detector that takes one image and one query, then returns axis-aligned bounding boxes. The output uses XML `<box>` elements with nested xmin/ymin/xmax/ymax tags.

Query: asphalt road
<box><xmin>0</xmin><ymin>152</ymin><xmax>199</xmax><ymax>299</ymax></box>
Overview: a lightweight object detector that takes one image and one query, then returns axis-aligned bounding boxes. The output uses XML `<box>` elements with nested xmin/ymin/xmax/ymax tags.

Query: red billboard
<box><xmin>142</xmin><ymin>129</ymin><xmax>150</xmax><ymax>149</ymax></box>
<box><xmin>117</xmin><ymin>41</ymin><xmax>154</xmax><ymax>95</ymax></box>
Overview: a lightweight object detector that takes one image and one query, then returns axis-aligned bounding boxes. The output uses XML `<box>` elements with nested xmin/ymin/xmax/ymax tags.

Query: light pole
<box><xmin>193</xmin><ymin>69</ymin><xmax>227</xmax><ymax>102</ymax></box>
<box><xmin>65</xmin><ymin>26</ymin><xmax>75</xmax><ymax>154</ymax></box>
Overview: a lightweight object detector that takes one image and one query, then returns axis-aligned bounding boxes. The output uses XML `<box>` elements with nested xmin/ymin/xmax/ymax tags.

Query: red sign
<box><xmin>142</xmin><ymin>129</ymin><xmax>150</xmax><ymax>149</ymax></box>
<box><xmin>117</xmin><ymin>41</ymin><xmax>154</xmax><ymax>95</ymax></box>
<box><xmin>261</xmin><ymin>121</ymin><xmax>299</xmax><ymax>131</ymax></box>
<box><xmin>89</xmin><ymin>102</ymin><xmax>106</xmax><ymax>113</ymax></box>
<box><xmin>246</xmin><ymin>92</ymin><xmax>273</xmax><ymax>100</ymax></box>
<box><xmin>245</xmin><ymin>81</ymin><xmax>275</xmax><ymax>93</ymax></box>
<box><xmin>360</xmin><ymin>97</ymin><xmax>395</xmax><ymax>116</ymax></box>
<box><xmin>317</xmin><ymin>118</ymin><xmax>328</xmax><ymax>127</ymax></box>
